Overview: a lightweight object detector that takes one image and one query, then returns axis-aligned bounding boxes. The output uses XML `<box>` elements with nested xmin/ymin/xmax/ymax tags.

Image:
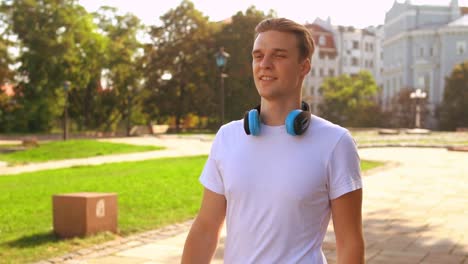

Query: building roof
<box><xmin>448</xmin><ymin>14</ymin><xmax>468</xmax><ymax>26</ymax></box>
<box><xmin>305</xmin><ymin>24</ymin><xmax>337</xmax><ymax>54</ymax></box>
<box><xmin>0</xmin><ymin>83</ymin><xmax>14</xmax><ymax>97</ymax></box>
<box><xmin>461</xmin><ymin>6</ymin><xmax>468</xmax><ymax>15</ymax></box>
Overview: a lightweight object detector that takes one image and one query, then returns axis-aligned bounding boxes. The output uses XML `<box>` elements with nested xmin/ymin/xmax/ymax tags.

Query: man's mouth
<box><xmin>259</xmin><ymin>75</ymin><xmax>276</xmax><ymax>81</ymax></box>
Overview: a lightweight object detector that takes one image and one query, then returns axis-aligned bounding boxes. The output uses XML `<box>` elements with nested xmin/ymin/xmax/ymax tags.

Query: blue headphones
<box><xmin>243</xmin><ymin>101</ymin><xmax>311</xmax><ymax>136</ymax></box>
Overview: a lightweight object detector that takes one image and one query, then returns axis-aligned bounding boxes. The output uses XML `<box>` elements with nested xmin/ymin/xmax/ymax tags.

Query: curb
<box><xmin>34</xmin><ymin>220</ymin><xmax>194</xmax><ymax>264</ymax></box>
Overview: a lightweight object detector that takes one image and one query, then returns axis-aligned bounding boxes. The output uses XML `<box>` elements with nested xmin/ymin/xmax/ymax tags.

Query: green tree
<box><xmin>438</xmin><ymin>61</ymin><xmax>468</xmax><ymax>130</ymax></box>
<box><xmin>144</xmin><ymin>0</ymin><xmax>217</xmax><ymax>132</ymax></box>
<box><xmin>319</xmin><ymin>71</ymin><xmax>381</xmax><ymax>127</ymax></box>
<box><xmin>68</xmin><ymin>6</ymin><xmax>145</xmax><ymax>133</ymax></box>
<box><xmin>0</xmin><ymin>26</ymin><xmax>12</xmax><ymax>85</ymax></box>
<box><xmin>2</xmin><ymin>0</ymin><xmax>106</xmax><ymax>132</ymax></box>
<box><xmin>215</xmin><ymin>7</ymin><xmax>274</xmax><ymax>122</ymax></box>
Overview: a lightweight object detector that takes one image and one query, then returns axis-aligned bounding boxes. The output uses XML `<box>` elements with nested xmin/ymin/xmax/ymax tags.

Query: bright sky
<box><xmin>79</xmin><ymin>0</ymin><xmax>468</xmax><ymax>28</ymax></box>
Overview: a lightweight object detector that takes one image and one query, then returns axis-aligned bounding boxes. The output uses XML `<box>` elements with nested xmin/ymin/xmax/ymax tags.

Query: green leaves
<box><xmin>0</xmin><ymin>0</ymin><xmax>275</xmax><ymax>133</ymax></box>
<box><xmin>2</xmin><ymin>0</ymin><xmax>108</xmax><ymax>132</ymax></box>
<box><xmin>438</xmin><ymin>60</ymin><xmax>468</xmax><ymax>130</ymax></box>
<box><xmin>319</xmin><ymin>71</ymin><xmax>381</xmax><ymax>127</ymax></box>
<box><xmin>143</xmin><ymin>0</ymin><xmax>218</xmax><ymax>131</ymax></box>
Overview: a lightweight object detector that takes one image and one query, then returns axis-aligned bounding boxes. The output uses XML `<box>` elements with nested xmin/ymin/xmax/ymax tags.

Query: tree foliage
<box><xmin>215</xmin><ymin>7</ymin><xmax>274</xmax><ymax>122</ymax></box>
<box><xmin>2</xmin><ymin>0</ymin><xmax>106</xmax><ymax>132</ymax></box>
<box><xmin>143</xmin><ymin>0</ymin><xmax>218</xmax><ymax>131</ymax></box>
<box><xmin>0</xmin><ymin>0</ymin><xmax>286</xmax><ymax>134</ymax></box>
<box><xmin>0</xmin><ymin>32</ymin><xmax>12</xmax><ymax>85</ymax></box>
<box><xmin>319</xmin><ymin>71</ymin><xmax>381</xmax><ymax>127</ymax></box>
<box><xmin>438</xmin><ymin>60</ymin><xmax>468</xmax><ymax>130</ymax></box>
<box><xmin>69</xmin><ymin>6</ymin><xmax>145</xmax><ymax>132</ymax></box>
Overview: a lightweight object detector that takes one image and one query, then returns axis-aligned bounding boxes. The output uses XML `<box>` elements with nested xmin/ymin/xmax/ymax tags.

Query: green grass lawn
<box><xmin>0</xmin><ymin>139</ymin><xmax>163</xmax><ymax>165</ymax></box>
<box><xmin>0</xmin><ymin>157</ymin><xmax>383</xmax><ymax>263</ymax></box>
<box><xmin>361</xmin><ymin>160</ymin><xmax>383</xmax><ymax>171</ymax></box>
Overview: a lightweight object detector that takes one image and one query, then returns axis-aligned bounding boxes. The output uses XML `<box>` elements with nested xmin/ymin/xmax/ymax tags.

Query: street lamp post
<box><xmin>215</xmin><ymin>47</ymin><xmax>230</xmax><ymax>126</ymax></box>
<box><xmin>126</xmin><ymin>86</ymin><xmax>133</xmax><ymax>137</ymax></box>
<box><xmin>63</xmin><ymin>81</ymin><xmax>70</xmax><ymax>140</ymax></box>
<box><xmin>410</xmin><ymin>88</ymin><xmax>427</xmax><ymax>128</ymax></box>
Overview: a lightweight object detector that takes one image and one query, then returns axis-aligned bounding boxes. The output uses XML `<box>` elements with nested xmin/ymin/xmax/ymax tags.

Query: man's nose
<box><xmin>259</xmin><ymin>55</ymin><xmax>273</xmax><ymax>69</ymax></box>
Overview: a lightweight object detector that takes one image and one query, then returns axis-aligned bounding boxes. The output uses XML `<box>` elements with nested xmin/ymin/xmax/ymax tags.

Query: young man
<box><xmin>182</xmin><ymin>18</ymin><xmax>364</xmax><ymax>264</ymax></box>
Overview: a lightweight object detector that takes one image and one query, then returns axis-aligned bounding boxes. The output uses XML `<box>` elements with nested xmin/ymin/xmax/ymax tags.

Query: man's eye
<box><xmin>276</xmin><ymin>54</ymin><xmax>286</xmax><ymax>58</ymax></box>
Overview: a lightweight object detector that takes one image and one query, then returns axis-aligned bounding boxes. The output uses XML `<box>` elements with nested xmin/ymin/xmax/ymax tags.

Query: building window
<box><xmin>369</xmin><ymin>60</ymin><xmax>374</xmax><ymax>68</ymax></box>
<box><xmin>319</xmin><ymin>36</ymin><xmax>326</xmax><ymax>46</ymax></box>
<box><xmin>418</xmin><ymin>76</ymin><xmax>425</xmax><ymax>88</ymax></box>
<box><xmin>457</xmin><ymin>41</ymin><xmax>466</xmax><ymax>55</ymax></box>
<box><xmin>353</xmin><ymin>41</ymin><xmax>359</xmax><ymax>49</ymax></box>
<box><xmin>329</xmin><ymin>69</ymin><xmax>335</xmax><ymax>77</ymax></box>
<box><xmin>430</xmin><ymin>47</ymin><xmax>433</xmax><ymax>57</ymax></box>
<box><xmin>319</xmin><ymin>52</ymin><xmax>326</xmax><ymax>60</ymax></box>
<box><xmin>343</xmin><ymin>57</ymin><xmax>347</xmax><ymax>66</ymax></box>
<box><xmin>370</xmin><ymin>43</ymin><xmax>374</xmax><ymax>52</ymax></box>
<box><xmin>319</xmin><ymin>68</ymin><xmax>324</xmax><ymax>77</ymax></box>
<box><xmin>419</xmin><ymin>47</ymin><xmax>424</xmax><ymax>57</ymax></box>
<box><xmin>351</xmin><ymin>57</ymin><xmax>359</xmax><ymax>66</ymax></box>
<box><xmin>416</xmin><ymin>75</ymin><xmax>430</xmax><ymax>90</ymax></box>
<box><xmin>310</xmin><ymin>68</ymin><xmax>315</xmax><ymax>76</ymax></box>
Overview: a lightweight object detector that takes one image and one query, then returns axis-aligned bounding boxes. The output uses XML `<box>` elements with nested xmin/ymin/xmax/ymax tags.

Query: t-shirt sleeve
<box><xmin>199</xmin><ymin>129</ymin><xmax>225</xmax><ymax>195</ymax></box>
<box><xmin>327</xmin><ymin>131</ymin><xmax>362</xmax><ymax>200</ymax></box>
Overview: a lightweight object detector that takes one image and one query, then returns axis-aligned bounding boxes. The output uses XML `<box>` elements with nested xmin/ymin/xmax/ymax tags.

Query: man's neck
<box><xmin>260</xmin><ymin>97</ymin><xmax>302</xmax><ymax>126</ymax></box>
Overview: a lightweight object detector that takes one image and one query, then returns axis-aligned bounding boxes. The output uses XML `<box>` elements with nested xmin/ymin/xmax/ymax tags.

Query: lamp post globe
<box><xmin>410</xmin><ymin>88</ymin><xmax>427</xmax><ymax>129</ymax></box>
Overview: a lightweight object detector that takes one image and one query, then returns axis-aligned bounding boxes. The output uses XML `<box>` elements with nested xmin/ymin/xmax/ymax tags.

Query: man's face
<box><xmin>252</xmin><ymin>30</ymin><xmax>310</xmax><ymax>101</ymax></box>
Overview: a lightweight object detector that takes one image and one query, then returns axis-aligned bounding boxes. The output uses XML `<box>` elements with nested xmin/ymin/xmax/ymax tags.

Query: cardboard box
<box><xmin>53</xmin><ymin>192</ymin><xmax>118</xmax><ymax>238</ymax></box>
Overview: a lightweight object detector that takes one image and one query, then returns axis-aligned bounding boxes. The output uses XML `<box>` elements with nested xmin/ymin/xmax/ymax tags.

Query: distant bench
<box><xmin>130</xmin><ymin>125</ymin><xmax>169</xmax><ymax>136</ymax></box>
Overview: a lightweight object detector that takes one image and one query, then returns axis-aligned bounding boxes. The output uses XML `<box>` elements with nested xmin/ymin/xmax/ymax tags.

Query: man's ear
<box><xmin>300</xmin><ymin>58</ymin><xmax>311</xmax><ymax>77</ymax></box>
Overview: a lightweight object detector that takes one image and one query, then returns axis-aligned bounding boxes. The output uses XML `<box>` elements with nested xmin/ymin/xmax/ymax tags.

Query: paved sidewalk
<box><xmin>35</xmin><ymin>147</ymin><xmax>467</xmax><ymax>264</ymax></box>
<box><xmin>0</xmin><ymin>136</ymin><xmax>213</xmax><ymax>176</ymax></box>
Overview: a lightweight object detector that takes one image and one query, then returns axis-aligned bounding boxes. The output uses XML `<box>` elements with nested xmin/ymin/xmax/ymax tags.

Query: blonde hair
<box><xmin>255</xmin><ymin>18</ymin><xmax>315</xmax><ymax>61</ymax></box>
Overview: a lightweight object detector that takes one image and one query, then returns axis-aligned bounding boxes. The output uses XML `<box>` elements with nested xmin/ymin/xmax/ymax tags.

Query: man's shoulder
<box><xmin>309</xmin><ymin>115</ymin><xmax>348</xmax><ymax>137</ymax></box>
<box><xmin>219</xmin><ymin>119</ymin><xmax>244</xmax><ymax>134</ymax></box>
<box><xmin>215</xmin><ymin>119</ymin><xmax>244</xmax><ymax>141</ymax></box>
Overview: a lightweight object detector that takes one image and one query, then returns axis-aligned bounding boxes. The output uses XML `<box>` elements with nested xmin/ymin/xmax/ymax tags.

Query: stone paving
<box><xmin>30</xmin><ymin>147</ymin><xmax>467</xmax><ymax>264</ymax></box>
<box><xmin>1</xmin><ymin>136</ymin><xmax>466</xmax><ymax>263</ymax></box>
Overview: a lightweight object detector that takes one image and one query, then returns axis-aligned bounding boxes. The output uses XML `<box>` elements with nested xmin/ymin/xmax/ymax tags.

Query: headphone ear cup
<box><xmin>285</xmin><ymin>110</ymin><xmax>302</xmax><ymax>136</ymax></box>
<box><xmin>248</xmin><ymin>109</ymin><xmax>261</xmax><ymax>136</ymax></box>
<box><xmin>294</xmin><ymin>112</ymin><xmax>311</xmax><ymax>135</ymax></box>
<box><xmin>243</xmin><ymin>111</ymin><xmax>251</xmax><ymax>135</ymax></box>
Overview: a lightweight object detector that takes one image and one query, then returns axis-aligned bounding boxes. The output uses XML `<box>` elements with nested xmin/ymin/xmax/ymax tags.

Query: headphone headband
<box><xmin>243</xmin><ymin>101</ymin><xmax>311</xmax><ymax>136</ymax></box>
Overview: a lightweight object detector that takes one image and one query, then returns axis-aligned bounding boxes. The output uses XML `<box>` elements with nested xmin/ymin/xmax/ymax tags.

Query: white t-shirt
<box><xmin>199</xmin><ymin>115</ymin><xmax>362</xmax><ymax>264</ymax></box>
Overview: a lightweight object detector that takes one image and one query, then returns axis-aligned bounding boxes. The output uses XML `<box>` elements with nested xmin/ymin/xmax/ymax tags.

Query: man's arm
<box><xmin>181</xmin><ymin>188</ymin><xmax>226</xmax><ymax>264</ymax></box>
<box><xmin>331</xmin><ymin>188</ymin><xmax>365</xmax><ymax>264</ymax></box>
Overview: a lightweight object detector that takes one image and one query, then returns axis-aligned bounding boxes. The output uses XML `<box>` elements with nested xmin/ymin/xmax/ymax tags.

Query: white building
<box><xmin>303</xmin><ymin>18</ymin><xmax>384</xmax><ymax>113</ymax></box>
<box><xmin>303</xmin><ymin>23</ymin><xmax>339</xmax><ymax>114</ymax></box>
<box><xmin>382</xmin><ymin>0</ymin><xmax>468</xmax><ymax>124</ymax></box>
<box><xmin>334</xmin><ymin>25</ymin><xmax>384</xmax><ymax>87</ymax></box>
